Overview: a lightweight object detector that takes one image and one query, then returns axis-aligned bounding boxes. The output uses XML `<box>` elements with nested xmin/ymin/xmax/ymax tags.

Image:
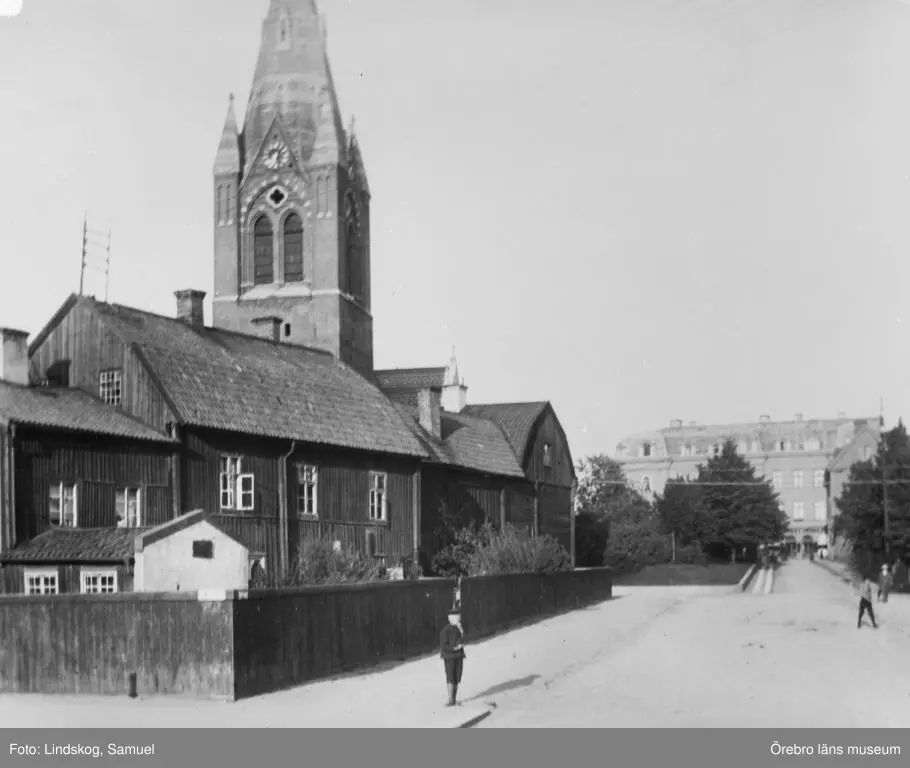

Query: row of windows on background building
<box><xmin>218</xmin><ymin>456</ymin><xmax>388</xmax><ymax>521</ymax></box>
<box><xmin>631</xmin><ymin>437</ymin><xmax>828</xmax><ymax>459</ymax></box>
<box><xmin>637</xmin><ymin>469</ymin><xmax>832</xmax><ymax>495</ymax></box>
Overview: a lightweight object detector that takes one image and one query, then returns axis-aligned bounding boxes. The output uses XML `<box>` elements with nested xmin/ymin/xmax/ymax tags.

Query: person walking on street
<box><xmin>857</xmin><ymin>575</ymin><xmax>878</xmax><ymax>629</ymax></box>
<box><xmin>440</xmin><ymin>607</ymin><xmax>466</xmax><ymax>707</ymax></box>
<box><xmin>878</xmin><ymin>564</ymin><xmax>893</xmax><ymax>604</ymax></box>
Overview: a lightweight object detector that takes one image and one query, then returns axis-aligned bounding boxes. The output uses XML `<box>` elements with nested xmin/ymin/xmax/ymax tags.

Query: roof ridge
<box><xmin>93</xmin><ymin>297</ymin><xmax>337</xmax><ymax>359</ymax></box>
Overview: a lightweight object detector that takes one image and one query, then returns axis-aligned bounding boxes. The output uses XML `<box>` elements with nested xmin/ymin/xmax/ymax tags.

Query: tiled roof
<box><xmin>394</xmin><ymin>404</ymin><xmax>525</xmax><ymax>479</ymax></box>
<box><xmin>375</xmin><ymin>367</ymin><xmax>446</xmax><ymax>391</ymax></box>
<box><xmin>0</xmin><ymin>381</ymin><xmax>175</xmax><ymax>443</ymax></box>
<box><xmin>0</xmin><ymin>527</ymin><xmax>149</xmax><ymax>564</ymax></box>
<box><xmin>462</xmin><ymin>402</ymin><xmax>549</xmax><ymax>463</ymax></box>
<box><xmin>80</xmin><ymin>297</ymin><xmax>426</xmax><ymax>458</ymax></box>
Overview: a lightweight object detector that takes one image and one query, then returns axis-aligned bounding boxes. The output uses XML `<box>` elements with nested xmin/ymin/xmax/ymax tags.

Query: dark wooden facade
<box><xmin>182</xmin><ymin>428</ymin><xmax>422</xmax><ymax>583</ymax></box>
<box><xmin>0</xmin><ymin>564</ymin><xmax>134</xmax><ymax>595</ymax></box>
<box><xmin>9</xmin><ymin>428</ymin><xmax>174</xmax><ymax>543</ymax></box>
<box><xmin>29</xmin><ymin>298</ymin><xmax>177</xmax><ymax>433</ymax></box>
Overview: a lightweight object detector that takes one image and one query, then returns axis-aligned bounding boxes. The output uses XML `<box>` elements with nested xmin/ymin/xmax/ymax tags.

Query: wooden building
<box><xmin>378</xmin><ymin>353</ymin><xmax>577</xmax><ymax>566</ymax></box>
<box><xmin>0</xmin><ymin>292</ymin><xmax>427</xmax><ymax>593</ymax></box>
<box><xmin>0</xmin><ymin>366</ymin><xmax>177</xmax><ymax>594</ymax></box>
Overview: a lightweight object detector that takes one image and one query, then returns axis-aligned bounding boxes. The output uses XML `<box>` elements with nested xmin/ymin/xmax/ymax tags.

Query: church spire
<box><xmin>442</xmin><ymin>346</ymin><xmax>468</xmax><ymax>413</ymax></box>
<box><xmin>213</xmin><ymin>93</ymin><xmax>241</xmax><ymax>175</ymax></box>
<box><xmin>243</xmin><ymin>0</ymin><xmax>345</xmax><ymax>171</ymax></box>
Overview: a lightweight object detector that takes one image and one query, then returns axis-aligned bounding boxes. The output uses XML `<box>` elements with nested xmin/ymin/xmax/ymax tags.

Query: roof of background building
<box><xmin>394</xmin><ymin>404</ymin><xmax>525</xmax><ymax>479</ymax></box>
<box><xmin>0</xmin><ymin>381</ymin><xmax>175</xmax><ymax>443</ymax></box>
<box><xmin>463</xmin><ymin>402</ymin><xmax>550</xmax><ymax>463</ymax></box>
<box><xmin>375</xmin><ymin>368</ymin><xmax>446</xmax><ymax>391</ymax></box>
<box><xmin>35</xmin><ymin>295</ymin><xmax>427</xmax><ymax>459</ymax></box>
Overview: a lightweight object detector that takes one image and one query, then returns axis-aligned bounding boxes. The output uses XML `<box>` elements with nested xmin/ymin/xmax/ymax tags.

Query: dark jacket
<box><xmin>440</xmin><ymin>625</ymin><xmax>466</xmax><ymax>660</ymax></box>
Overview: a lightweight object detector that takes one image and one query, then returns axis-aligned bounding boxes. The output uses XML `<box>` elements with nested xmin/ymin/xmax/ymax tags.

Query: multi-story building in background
<box><xmin>614</xmin><ymin>413</ymin><xmax>881</xmax><ymax>552</ymax></box>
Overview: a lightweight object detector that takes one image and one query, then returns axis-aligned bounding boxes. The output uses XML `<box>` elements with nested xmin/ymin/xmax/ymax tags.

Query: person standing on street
<box><xmin>857</xmin><ymin>574</ymin><xmax>878</xmax><ymax>629</ymax></box>
<box><xmin>440</xmin><ymin>607</ymin><xmax>466</xmax><ymax>707</ymax></box>
<box><xmin>878</xmin><ymin>564</ymin><xmax>893</xmax><ymax>604</ymax></box>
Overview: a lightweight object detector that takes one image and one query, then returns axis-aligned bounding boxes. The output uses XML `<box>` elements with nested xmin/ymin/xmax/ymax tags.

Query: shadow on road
<box><xmin>467</xmin><ymin>674</ymin><xmax>540</xmax><ymax>701</ymax></box>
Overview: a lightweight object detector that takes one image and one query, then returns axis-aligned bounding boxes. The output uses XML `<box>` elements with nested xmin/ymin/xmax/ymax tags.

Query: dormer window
<box><xmin>99</xmin><ymin>369</ymin><xmax>122</xmax><ymax>407</ymax></box>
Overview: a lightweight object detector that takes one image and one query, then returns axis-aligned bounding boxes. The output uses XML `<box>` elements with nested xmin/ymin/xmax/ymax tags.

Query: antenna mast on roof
<box><xmin>79</xmin><ymin>212</ymin><xmax>112</xmax><ymax>301</ymax></box>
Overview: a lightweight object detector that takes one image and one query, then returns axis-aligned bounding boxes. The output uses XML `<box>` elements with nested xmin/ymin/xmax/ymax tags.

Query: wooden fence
<box><xmin>0</xmin><ymin>568</ymin><xmax>612</xmax><ymax>701</ymax></box>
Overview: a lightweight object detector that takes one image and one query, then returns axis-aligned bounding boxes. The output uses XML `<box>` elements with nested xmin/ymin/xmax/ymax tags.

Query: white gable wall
<box><xmin>134</xmin><ymin>520</ymin><xmax>249</xmax><ymax>593</ymax></box>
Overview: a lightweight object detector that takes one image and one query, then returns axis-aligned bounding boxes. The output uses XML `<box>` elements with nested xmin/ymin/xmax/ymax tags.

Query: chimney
<box><xmin>0</xmin><ymin>328</ymin><xmax>29</xmax><ymax>386</ymax></box>
<box><xmin>794</xmin><ymin>413</ymin><xmax>804</xmax><ymax>422</ymax></box>
<box><xmin>174</xmin><ymin>290</ymin><xmax>206</xmax><ymax>328</ymax></box>
<box><xmin>440</xmin><ymin>347</ymin><xmax>468</xmax><ymax>414</ymax></box>
<box><xmin>669</xmin><ymin>419</ymin><xmax>683</xmax><ymax>429</ymax></box>
<box><xmin>417</xmin><ymin>388</ymin><xmax>441</xmax><ymax>438</ymax></box>
<box><xmin>760</xmin><ymin>414</ymin><xmax>770</xmax><ymax>423</ymax></box>
<box><xmin>251</xmin><ymin>316</ymin><xmax>282</xmax><ymax>343</ymax></box>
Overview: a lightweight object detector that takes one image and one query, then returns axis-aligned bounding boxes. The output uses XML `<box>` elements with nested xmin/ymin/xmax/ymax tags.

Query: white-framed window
<box><xmin>792</xmin><ymin>471</ymin><xmax>804</xmax><ymax>488</ymax></box>
<box><xmin>220</xmin><ymin>456</ymin><xmax>241</xmax><ymax>509</ymax></box>
<box><xmin>751</xmin><ymin>440</ymin><xmax>761</xmax><ymax>453</ymax></box>
<box><xmin>806</xmin><ymin>438</ymin><xmax>821</xmax><ymax>451</ymax></box>
<box><xmin>25</xmin><ymin>568</ymin><xmax>58</xmax><ymax>595</ymax></box>
<box><xmin>297</xmin><ymin>463</ymin><xmax>318</xmax><ymax>517</ymax></box>
<box><xmin>49</xmin><ymin>482</ymin><xmax>77</xmax><ymax>528</ymax></box>
<box><xmin>115</xmin><ymin>487</ymin><xmax>141</xmax><ymax>528</ymax></box>
<box><xmin>99</xmin><ymin>369</ymin><xmax>123</xmax><ymax>407</ymax></box>
<box><xmin>813</xmin><ymin>469</ymin><xmax>825</xmax><ymax>489</ymax></box>
<box><xmin>862</xmin><ymin>445</ymin><xmax>872</xmax><ymax>460</ymax></box>
<box><xmin>81</xmin><ymin>570</ymin><xmax>118</xmax><ymax>594</ymax></box>
<box><xmin>238</xmin><ymin>474</ymin><xmax>254</xmax><ymax>511</ymax></box>
<box><xmin>772</xmin><ymin>472</ymin><xmax>782</xmax><ymax>490</ymax></box>
<box><xmin>813</xmin><ymin>501</ymin><xmax>826</xmax><ymax>522</ymax></box>
<box><xmin>369</xmin><ymin>472</ymin><xmax>387</xmax><ymax>521</ymax></box>
<box><xmin>737</xmin><ymin>441</ymin><xmax>748</xmax><ymax>455</ymax></box>
<box><xmin>793</xmin><ymin>502</ymin><xmax>805</xmax><ymax>520</ymax></box>
<box><xmin>641</xmin><ymin>476</ymin><xmax>652</xmax><ymax>494</ymax></box>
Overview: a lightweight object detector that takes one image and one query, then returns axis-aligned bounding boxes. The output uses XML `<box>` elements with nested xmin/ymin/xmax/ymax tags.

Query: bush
<box><xmin>575</xmin><ymin>511</ymin><xmax>610</xmax><ymax>568</ymax></box>
<box><xmin>432</xmin><ymin>523</ymin><xmax>571</xmax><ymax>577</ymax></box>
<box><xmin>469</xmin><ymin>524</ymin><xmax>571</xmax><ymax>576</ymax></box>
<box><xmin>674</xmin><ymin>543</ymin><xmax>708</xmax><ymax>566</ymax></box>
<box><xmin>604</xmin><ymin>518</ymin><xmax>671</xmax><ymax>575</ymax></box>
<box><xmin>283</xmin><ymin>536</ymin><xmax>387</xmax><ymax>586</ymax></box>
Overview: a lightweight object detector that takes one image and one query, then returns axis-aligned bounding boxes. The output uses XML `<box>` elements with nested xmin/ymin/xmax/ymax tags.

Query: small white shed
<box><xmin>133</xmin><ymin>509</ymin><xmax>250</xmax><ymax>593</ymax></box>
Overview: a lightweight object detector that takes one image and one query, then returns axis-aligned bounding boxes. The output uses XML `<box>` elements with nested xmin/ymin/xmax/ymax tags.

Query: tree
<box><xmin>655</xmin><ymin>439</ymin><xmax>785</xmax><ymax>560</ymax></box>
<box><xmin>574</xmin><ymin>455</ymin><xmax>652</xmax><ymax>567</ymax></box>
<box><xmin>696</xmin><ymin>439</ymin><xmax>787</xmax><ymax>556</ymax></box>
<box><xmin>837</xmin><ymin>422</ymin><xmax>910</xmax><ymax>577</ymax></box>
<box><xmin>575</xmin><ymin>454</ymin><xmax>652</xmax><ymax>523</ymax></box>
<box><xmin>655</xmin><ymin>478</ymin><xmax>710</xmax><ymax>547</ymax></box>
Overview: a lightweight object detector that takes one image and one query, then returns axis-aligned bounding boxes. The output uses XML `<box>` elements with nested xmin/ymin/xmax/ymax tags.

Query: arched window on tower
<box><xmin>283</xmin><ymin>214</ymin><xmax>304</xmax><ymax>283</ymax></box>
<box><xmin>253</xmin><ymin>215</ymin><xmax>274</xmax><ymax>285</ymax></box>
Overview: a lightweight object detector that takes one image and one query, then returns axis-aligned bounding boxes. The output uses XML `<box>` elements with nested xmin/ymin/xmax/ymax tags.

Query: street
<box><xmin>0</xmin><ymin>560</ymin><xmax>907</xmax><ymax>728</ymax></box>
<box><xmin>479</xmin><ymin>560</ymin><xmax>910</xmax><ymax>728</ymax></box>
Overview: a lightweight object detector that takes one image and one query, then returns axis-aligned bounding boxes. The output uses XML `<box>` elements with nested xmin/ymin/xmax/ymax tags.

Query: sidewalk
<box><xmin>0</xmin><ymin>587</ymin><xmax>701</xmax><ymax>729</ymax></box>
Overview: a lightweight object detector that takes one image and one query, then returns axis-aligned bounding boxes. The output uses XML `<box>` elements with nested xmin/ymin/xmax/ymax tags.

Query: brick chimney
<box><xmin>794</xmin><ymin>413</ymin><xmax>804</xmax><ymax>422</ymax></box>
<box><xmin>174</xmin><ymin>290</ymin><xmax>206</xmax><ymax>328</ymax></box>
<box><xmin>759</xmin><ymin>414</ymin><xmax>770</xmax><ymax>423</ymax></box>
<box><xmin>417</xmin><ymin>388</ymin><xmax>441</xmax><ymax>438</ymax></box>
<box><xmin>251</xmin><ymin>316</ymin><xmax>282</xmax><ymax>343</ymax></box>
<box><xmin>0</xmin><ymin>328</ymin><xmax>29</xmax><ymax>385</ymax></box>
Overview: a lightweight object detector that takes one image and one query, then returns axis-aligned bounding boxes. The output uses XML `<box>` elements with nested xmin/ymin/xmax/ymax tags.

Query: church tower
<box><xmin>212</xmin><ymin>0</ymin><xmax>373</xmax><ymax>377</ymax></box>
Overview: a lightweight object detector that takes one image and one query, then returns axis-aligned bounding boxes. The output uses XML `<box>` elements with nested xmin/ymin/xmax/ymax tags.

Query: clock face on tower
<box><xmin>263</xmin><ymin>140</ymin><xmax>289</xmax><ymax>170</ymax></box>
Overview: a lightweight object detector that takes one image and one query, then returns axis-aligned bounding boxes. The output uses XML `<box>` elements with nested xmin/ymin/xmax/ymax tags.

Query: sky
<box><xmin>1</xmin><ymin>0</ymin><xmax>910</xmax><ymax>465</ymax></box>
